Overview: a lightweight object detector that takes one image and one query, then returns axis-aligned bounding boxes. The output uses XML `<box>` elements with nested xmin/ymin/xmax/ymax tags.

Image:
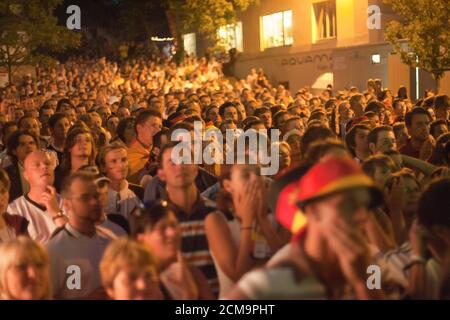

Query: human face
<box><xmin>431</xmin><ymin>124</ymin><xmax>448</xmax><ymax>139</ymax></box>
<box><xmin>39</xmin><ymin>109</ymin><xmax>53</xmax><ymax>124</ymax></box>
<box><xmin>435</xmin><ymin>107</ymin><xmax>450</xmax><ymax>121</ymax></box>
<box><xmin>277</xmin><ymin>114</ymin><xmax>291</xmax><ymax>129</ymax></box>
<box><xmin>70</xmin><ymin>133</ymin><xmax>93</xmax><ymax>158</ymax></box>
<box><xmin>311</xmin><ymin>188</ymin><xmax>372</xmax><ymax>230</ymax></box>
<box><xmin>224</xmin><ymin>106</ymin><xmax>238</xmax><ymax>123</ymax></box>
<box><xmin>138</xmin><ymin>211</ymin><xmax>180</xmax><ymax>264</ymax></box>
<box><xmin>259</xmin><ymin>111</ymin><xmax>272</xmax><ymax>129</ymax></box>
<box><xmin>394</xmin><ymin>101</ymin><xmax>406</xmax><ymax>117</ymax></box>
<box><xmin>369</xmin><ymin>115</ymin><xmax>380</xmax><ymax>129</ymax></box>
<box><xmin>200</xmin><ymin>96</ymin><xmax>211</xmax><ymax>108</ymax></box>
<box><xmin>53</xmin><ymin>117</ymin><xmax>70</xmax><ymax>141</ymax></box>
<box><xmin>137</xmin><ymin>116</ymin><xmax>162</xmax><ymax>147</ymax></box>
<box><xmin>284</xmin><ymin>119</ymin><xmax>304</xmax><ymax>135</ymax></box>
<box><xmin>236</xmin><ymin>104</ymin><xmax>247</xmax><ymax>122</ymax></box>
<box><xmin>5</xmin><ymin>259</ymin><xmax>48</xmax><ymax>300</ymax></box>
<box><xmin>24</xmin><ymin>152</ymin><xmax>55</xmax><ymax>188</ymax></box>
<box><xmin>103</xmin><ymin>148</ymin><xmax>128</xmax><ymax>181</ymax></box>
<box><xmin>20</xmin><ymin>118</ymin><xmax>40</xmax><ymax>138</ymax></box>
<box><xmin>118</xmin><ymin>107</ymin><xmax>131</xmax><ymax>119</ymax></box>
<box><xmin>373</xmin><ymin>166</ymin><xmax>393</xmax><ymax>188</ymax></box>
<box><xmin>159</xmin><ymin>148</ymin><xmax>198</xmax><ymax>189</ymax></box>
<box><xmin>107</xmin><ymin>117</ymin><xmax>119</xmax><ymax>136</ymax></box>
<box><xmin>13</xmin><ymin>135</ymin><xmax>38</xmax><ymax>164</ymax></box>
<box><xmin>373</xmin><ymin>130</ymin><xmax>397</xmax><ymax>154</ymax></box>
<box><xmin>354</xmin><ymin>128</ymin><xmax>370</xmax><ymax>154</ymax></box>
<box><xmin>65</xmin><ymin>178</ymin><xmax>103</xmax><ymax>223</ymax></box>
<box><xmin>108</xmin><ymin>268</ymin><xmax>162</xmax><ymax>300</ymax></box>
<box><xmin>90</xmin><ymin>113</ymin><xmax>103</xmax><ymax>128</ymax></box>
<box><xmin>408</xmin><ymin>114</ymin><xmax>431</xmax><ymax>142</ymax></box>
<box><xmin>207</xmin><ymin>107</ymin><xmax>221</xmax><ymax>123</ymax></box>
<box><xmin>97</xmin><ymin>107</ymin><xmax>111</xmax><ymax>124</ymax></box>
<box><xmin>278</xmin><ymin>145</ymin><xmax>291</xmax><ymax>170</ymax></box>
<box><xmin>226</xmin><ymin>165</ymin><xmax>261</xmax><ymax>199</ymax></box>
<box><xmin>76</xmin><ymin>106</ymin><xmax>86</xmax><ymax>116</ymax></box>
<box><xmin>403</xmin><ymin>177</ymin><xmax>420</xmax><ymax>216</ymax></box>
<box><xmin>66</xmin><ymin>109</ymin><xmax>77</xmax><ymax>123</ymax></box>
<box><xmin>287</xmin><ymin>135</ymin><xmax>301</xmax><ymax>157</ymax></box>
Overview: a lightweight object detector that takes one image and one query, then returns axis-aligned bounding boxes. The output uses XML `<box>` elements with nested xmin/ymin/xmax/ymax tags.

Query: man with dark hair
<box><xmin>368</xmin><ymin>125</ymin><xmax>397</xmax><ymax>155</ymax></box>
<box><xmin>18</xmin><ymin>115</ymin><xmax>48</xmax><ymax>148</ymax></box>
<box><xmin>128</xmin><ymin>109</ymin><xmax>162</xmax><ymax>184</ymax></box>
<box><xmin>345</xmin><ymin>124</ymin><xmax>371</xmax><ymax>162</ymax></box>
<box><xmin>434</xmin><ymin>94</ymin><xmax>449</xmax><ymax>121</ymax></box>
<box><xmin>349</xmin><ymin>94</ymin><xmax>366</xmax><ymax>117</ymax></box>
<box><xmin>364</xmin><ymin>111</ymin><xmax>381</xmax><ymax>129</ymax></box>
<box><xmin>254</xmin><ymin>106</ymin><xmax>273</xmax><ymax>129</ymax></box>
<box><xmin>301</xmin><ymin>125</ymin><xmax>336</xmax><ymax>157</ymax></box>
<box><xmin>48</xmin><ymin>172</ymin><xmax>115</xmax><ymax>299</ymax></box>
<box><xmin>155</xmin><ymin>141</ymin><xmax>219</xmax><ymax>295</ymax></box>
<box><xmin>430</xmin><ymin>119</ymin><xmax>448</xmax><ymax>140</ymax></box>
<box><xmin>392</xmin><ymin>99</ymin><xmax>407</xmax><ymax>122</ymax></box>
<box><xmin>219</xmin><ymin>102</ymin><xmax>239</xmax><ymax>123</ymax></box>
<box><xmin>4</xmin><ymin>131</ymin><xmax>39</xmax><ymax>201</ymax></box>
<box><xmin>39</xmin><ymin>104</ymin><xmax>55</xmax><ymax>137</ymax></box>
<box><xmin>400</xmin><ymin>107</ymin><xmax>433</xmax><ymax>159</ymax></box>
<box><xmin>47</xmin><ymin>113</ymin><xmax>71</xmax><ymax>163</ymax></box>
<box><xmin>282</xmin><ymin>116</ymin><xmax>304</xmax><ymax>137</ymax></box>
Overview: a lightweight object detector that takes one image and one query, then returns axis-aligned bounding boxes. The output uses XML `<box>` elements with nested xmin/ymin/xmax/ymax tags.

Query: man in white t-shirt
<box><xmin>47</xmin><ymin>172</ymin><xmax>115</xmax><ymax>300</ymax></box>
<box><xmin>97</xmin><ymin>141</ymin><xmax>142</xmax><ymax>221</ymax></box>
<box><xmin>7</xmin><ymin>151</ymin><xmax>67</xmax><ymax>244</ymax></box>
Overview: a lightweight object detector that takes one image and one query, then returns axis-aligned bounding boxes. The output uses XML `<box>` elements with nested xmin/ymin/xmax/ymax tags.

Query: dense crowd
<box><xmin>0</xmin><ymin>50</ymin><xmax>449</xmax><ymax>300</ymax></box>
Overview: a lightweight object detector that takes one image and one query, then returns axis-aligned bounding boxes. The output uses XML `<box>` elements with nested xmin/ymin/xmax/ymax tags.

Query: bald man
<box><xmin>7</xmin><ymin>151</ymin><xmax>67</xmax><ymax>244</ymax></box>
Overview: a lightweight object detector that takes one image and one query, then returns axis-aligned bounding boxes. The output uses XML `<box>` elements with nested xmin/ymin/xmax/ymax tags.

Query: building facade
<box><xmin>186</xmin><ymin>0</ymin><xmax>449</xmax><ymax>98</ymax></box>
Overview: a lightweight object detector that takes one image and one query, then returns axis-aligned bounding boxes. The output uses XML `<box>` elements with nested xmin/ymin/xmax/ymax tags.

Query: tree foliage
<box><xmin>0</xmin><ymin>0</ymin><xmax>80</xmax><ymax>83</ymax></box>
<box><xmin>165</xmin><ymin>0</ymin><xmax>257</xmax><ymax>40</ymax></box>
<box><xmin>384</xmin><ymin>0</ymin><xmax>450</xmax><ymax>88</ymax></box>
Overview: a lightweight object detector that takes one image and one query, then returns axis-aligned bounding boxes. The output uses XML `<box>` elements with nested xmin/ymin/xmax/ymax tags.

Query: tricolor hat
<box><xmin>270</xmin><ymin>164</ymin><xmax>311</xmax><ymax>236</ymax></box>
<box><xmin>274</xmin><ymin>157</ymin><xmax>383</xmax><ymax>239</ymax></box>
<box><xmin>296</xmin><ymin>157</ymin><xmax>383</xmax><ymax>210</ymax></box>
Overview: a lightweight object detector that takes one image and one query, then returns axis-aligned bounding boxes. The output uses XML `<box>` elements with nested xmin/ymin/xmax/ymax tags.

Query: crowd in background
<box><xmin>0</xmin><ymin>48</ymin><xmax>449</xmax><ymax>300</ymax></box>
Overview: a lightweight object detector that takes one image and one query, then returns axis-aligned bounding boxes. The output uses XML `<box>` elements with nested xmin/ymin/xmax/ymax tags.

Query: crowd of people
<box><xmin>0</xmin><ymin>49</ymin><xmax>449</xmax><ymax>300</ymax></box>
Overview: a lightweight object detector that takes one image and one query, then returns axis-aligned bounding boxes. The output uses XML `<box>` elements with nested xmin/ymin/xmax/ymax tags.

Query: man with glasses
<box><xmin>47</xmin><ymin>172</ymin><xmax>115</xmax><ymax>299</ymax></box>
<box><xmin>7</xmin><ymin>150</ymin><xmax>66</xmax><ymax>244</ymax></box>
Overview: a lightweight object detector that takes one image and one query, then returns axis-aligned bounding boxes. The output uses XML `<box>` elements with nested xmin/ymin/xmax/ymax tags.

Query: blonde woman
<box><xmin>0</xmin><ymin>236</ymin><xmax>52</xmax><ymax>300</ymax></box>
<box><xmin>100</xmin><ymin>238</ymin><xmax>163</xmax><ymax>300</ymax></box>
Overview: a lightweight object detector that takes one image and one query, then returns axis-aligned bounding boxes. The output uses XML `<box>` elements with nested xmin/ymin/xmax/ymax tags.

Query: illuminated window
<box><xmin>183</xmin><ymin>33</ymin><xmax>196</xmax><ymax>56</ymax></box>
<box><xmin>260</xmin><ymin>10</ymin><xmax>293</xmax><ymax>50</ymax></box>
<box><xmin>312</xmin><ymin>1</ymin><xmax>336</xmax><ymax>43</ymax></box>
<box><xmin>218</xmin><ymin>22</ymin><xmax>243</xmax><ymax>52</ymax></box>
<box><xmin>371</xmin><ymin>54</ymin><xmax>381</xmax><ymax>64</ymax></box>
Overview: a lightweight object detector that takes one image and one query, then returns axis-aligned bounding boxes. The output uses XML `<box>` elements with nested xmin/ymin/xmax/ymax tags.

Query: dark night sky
<box><xmin>54</xmin><ymin>0</ymin><xmax>171</xmax><ymax>40</ymax></box>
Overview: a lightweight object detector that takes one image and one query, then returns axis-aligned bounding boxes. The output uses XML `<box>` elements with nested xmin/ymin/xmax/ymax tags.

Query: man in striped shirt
<box><xmin>158</xmin><ymin>142</ymin><xmax>219</xmax><ymax>295</ymax></box>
